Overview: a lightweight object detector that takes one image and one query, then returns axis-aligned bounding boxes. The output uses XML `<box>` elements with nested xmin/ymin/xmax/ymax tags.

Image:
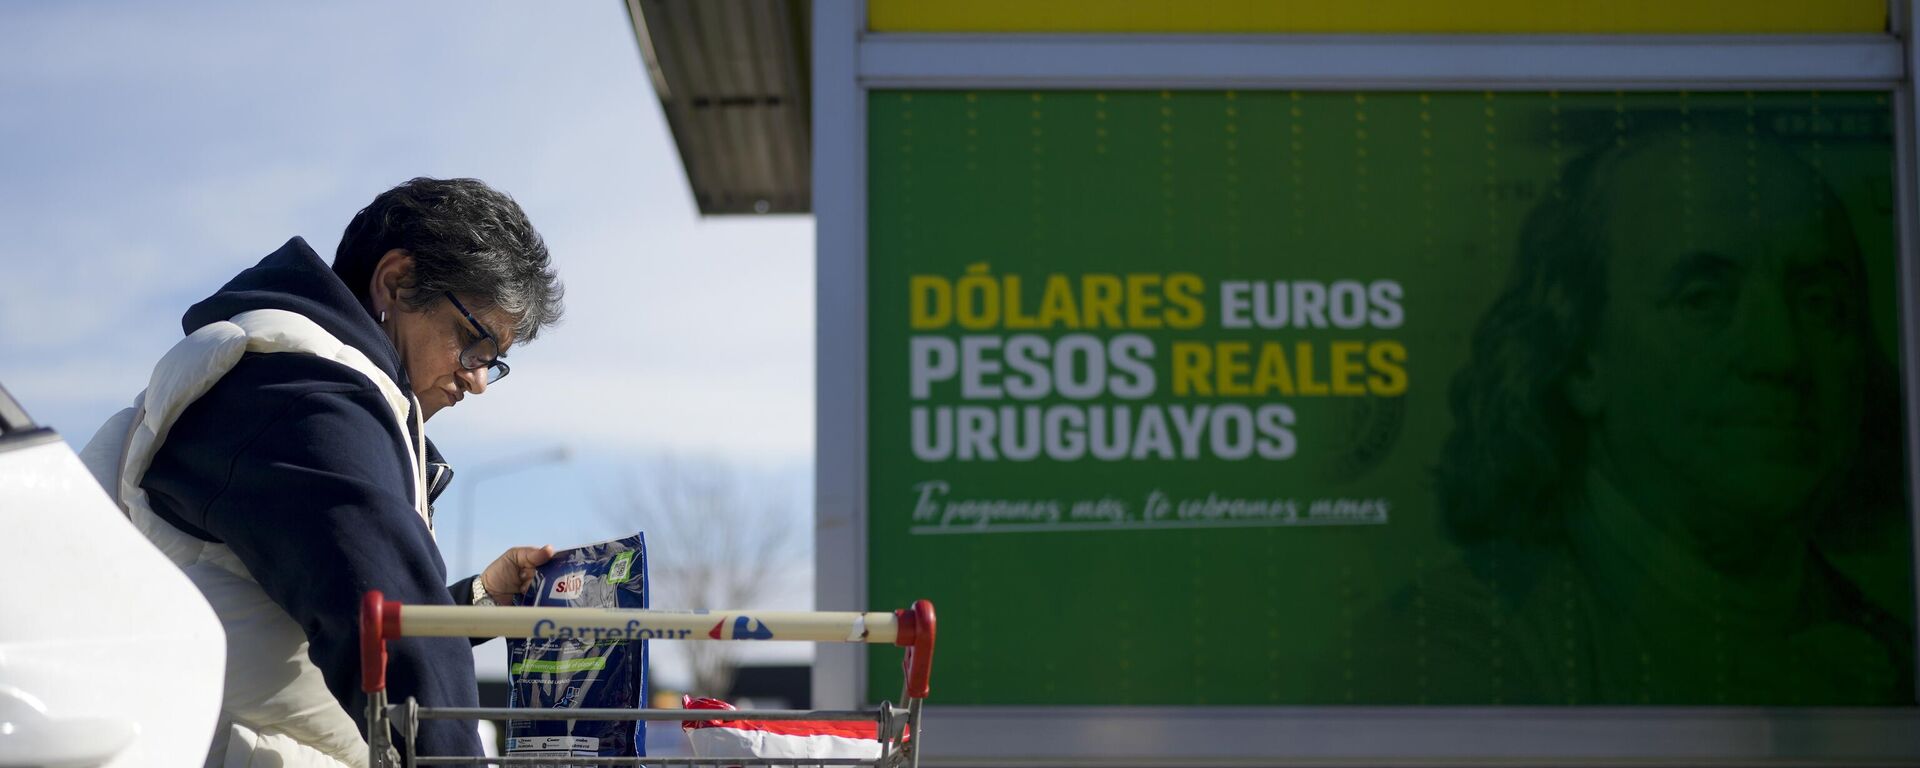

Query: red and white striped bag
<box><xmin>681</xmin><ymin>696</ymin><xmax>894</xmax><ymax>764</ymax></box>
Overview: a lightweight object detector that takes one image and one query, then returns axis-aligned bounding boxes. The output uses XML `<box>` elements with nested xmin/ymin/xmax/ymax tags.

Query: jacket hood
<box><xmin>183</xmin><ymin>236</ymin><xmax>407</xmax><ymax>391</ymax></box>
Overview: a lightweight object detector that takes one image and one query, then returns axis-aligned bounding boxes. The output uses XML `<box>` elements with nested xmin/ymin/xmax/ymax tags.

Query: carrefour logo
<box><xmin>530</xmin><ymin>619</ymin><xmax>694</xmax><ymax>642</ymax></box>
<box><xmin>707</xmin><ymin>616</ymin><xmax>775</xmax><ymax>640</ymax></box>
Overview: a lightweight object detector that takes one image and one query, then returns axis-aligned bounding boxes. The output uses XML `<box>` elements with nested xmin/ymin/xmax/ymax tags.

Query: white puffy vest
<box><xmin>80</xmin><ymin>308</ymin><xmax>430</xmax><ymax>768</ymax></box>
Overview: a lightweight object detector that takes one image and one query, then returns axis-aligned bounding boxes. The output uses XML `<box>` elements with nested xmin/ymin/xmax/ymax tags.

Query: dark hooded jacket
<box><xmin>142</xmin><ymin>237</ymin><xmax>483</xmax><ymax>757</ymax></box>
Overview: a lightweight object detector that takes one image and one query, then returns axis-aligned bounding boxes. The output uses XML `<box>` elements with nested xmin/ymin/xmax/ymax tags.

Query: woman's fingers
<box><xmin>510</xmin><ymin>544</ymin><xmax>555</xmax><ymax>568</ymax></box>
<box><xmin>481</xmin><ymin>545</ymin><xmax>557</xmax><ymax>600</ymax></box>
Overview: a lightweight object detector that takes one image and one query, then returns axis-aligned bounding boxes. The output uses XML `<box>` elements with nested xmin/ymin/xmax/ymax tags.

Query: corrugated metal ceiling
<box><xmin>626</xmin><ymin>0</ymin><xmax>812</xmax><ymax>215</ymax></box>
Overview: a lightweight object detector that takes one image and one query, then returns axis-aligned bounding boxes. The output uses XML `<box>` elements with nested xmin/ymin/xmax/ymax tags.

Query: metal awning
<box><xmin>626</xmin><ymin>0</ymin><xmax>812</xmax><ymax>215</ymax></box>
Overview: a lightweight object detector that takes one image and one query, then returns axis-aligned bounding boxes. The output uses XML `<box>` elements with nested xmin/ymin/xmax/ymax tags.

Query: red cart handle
<box><xmin>893</xmin><ymin>599</ymin><xmax>937</xmax><ymax>699</ymax></box>
<box><xmin>360</xmin><ymin>590</ymin><xmax>402</xmax><ymax>693</ymax></box>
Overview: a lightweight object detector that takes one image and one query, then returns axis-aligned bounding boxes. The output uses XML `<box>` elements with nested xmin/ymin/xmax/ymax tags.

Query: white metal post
<box><xmin>813</xmin><ymin>0</ymin><xmax>869</xmax><ymax>712</ymax></box>
<box><xmin>1895</xmin><ymin>0</ymin><xmax>1920</xmax><ymax>708</ymax></box>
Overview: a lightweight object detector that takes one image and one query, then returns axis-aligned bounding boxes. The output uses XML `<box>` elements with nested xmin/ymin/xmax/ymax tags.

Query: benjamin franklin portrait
<box><xmin>1358</xmin><ymin>117</ymin><xmax>1915</xmax><ymax>705</ymax></box>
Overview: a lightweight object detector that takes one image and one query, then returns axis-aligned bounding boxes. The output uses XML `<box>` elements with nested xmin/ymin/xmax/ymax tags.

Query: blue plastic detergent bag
<box><xmin>507</xmin><ymin>534</ymin><xmax>648</xmax><ymax>762</ymax></box>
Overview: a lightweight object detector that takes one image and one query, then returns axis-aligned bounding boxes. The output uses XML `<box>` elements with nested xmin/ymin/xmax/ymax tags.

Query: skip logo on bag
<box><xmin>550</xmin><ymin>571</ymin><xmax>584</xmax><ymax>600</ymax></box>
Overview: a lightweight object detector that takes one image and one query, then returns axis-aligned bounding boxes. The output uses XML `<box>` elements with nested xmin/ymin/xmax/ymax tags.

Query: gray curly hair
<box><xmin>333</xmin><ymin>177</ymin><xmax>564</xmax><ymax>342</ymax></box>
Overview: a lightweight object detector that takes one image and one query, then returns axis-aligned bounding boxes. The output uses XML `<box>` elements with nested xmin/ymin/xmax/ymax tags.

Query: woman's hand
<box><xmin>480</xmin><ymin>545</ymin><xmax>554</xmax><ymax>605</ymax></box>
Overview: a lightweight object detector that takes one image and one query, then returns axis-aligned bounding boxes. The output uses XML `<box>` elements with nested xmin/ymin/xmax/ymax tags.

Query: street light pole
<box><xmin>456</xmin><ymin>445</ymin><xmax>571</xmax><ymax>579</ymax></box>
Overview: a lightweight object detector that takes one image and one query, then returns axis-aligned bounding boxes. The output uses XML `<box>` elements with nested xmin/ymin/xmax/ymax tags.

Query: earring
<box><xmin>379</xmin><ymin>310</ymin><xmax>388</xmax><ymax>324</ymax></box>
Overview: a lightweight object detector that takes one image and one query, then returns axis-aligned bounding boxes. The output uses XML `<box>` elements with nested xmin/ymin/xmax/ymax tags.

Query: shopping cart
<box><xmin>359</xmin><ymin>591</ymin><xmax>936</xmax><ymax>767</ymax></box>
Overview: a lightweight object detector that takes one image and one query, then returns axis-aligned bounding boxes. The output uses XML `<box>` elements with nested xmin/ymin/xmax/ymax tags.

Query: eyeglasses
<box><xmin>444</xmin><ymin>292</ymin><xmax>511</xmax><ymax>384</ymax></box>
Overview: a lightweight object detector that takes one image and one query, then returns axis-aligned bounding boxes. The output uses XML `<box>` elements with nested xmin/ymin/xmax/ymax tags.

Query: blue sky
<box><xmin>0</xmin><ymin>1</ymin><xmax>816</xmax><ymax>684</ymax></box>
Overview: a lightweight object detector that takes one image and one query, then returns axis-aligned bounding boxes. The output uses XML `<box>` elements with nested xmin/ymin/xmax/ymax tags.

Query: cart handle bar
<box><xmin>360</xmin><ymin>591</ymin><xmax>935</xmax><ymax>699</ymax></box>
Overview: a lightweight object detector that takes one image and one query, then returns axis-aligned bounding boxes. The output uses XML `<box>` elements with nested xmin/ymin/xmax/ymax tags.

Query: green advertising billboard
<box><xmin>867</xmin><ymin>90</ymin><xmax>1914</xmax><ymax>707</ymax></box>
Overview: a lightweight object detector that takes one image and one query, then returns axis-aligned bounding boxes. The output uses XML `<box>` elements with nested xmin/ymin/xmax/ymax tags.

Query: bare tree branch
<box><xmin>602</xmin><ymin>455</ymin><xmax>806</xmax><ymax>698</ymax></box>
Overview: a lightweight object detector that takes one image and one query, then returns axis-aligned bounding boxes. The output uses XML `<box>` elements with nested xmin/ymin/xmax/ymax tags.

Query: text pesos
<box><xmin>530</xmin><ymin>619</ymin><xmax>694</xmax><ymax>642</ymax></box>
<box><xmin>905</xmin><ymin>268</ymin><xmax>1408</xmax><ymax>463</ymax></box>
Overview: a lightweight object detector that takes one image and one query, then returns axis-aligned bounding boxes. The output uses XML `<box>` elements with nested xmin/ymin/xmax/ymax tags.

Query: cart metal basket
<box><xmin>359</xmin><ymin>591</ymin><xmax>936</xmax><ymax>767</ymax></box>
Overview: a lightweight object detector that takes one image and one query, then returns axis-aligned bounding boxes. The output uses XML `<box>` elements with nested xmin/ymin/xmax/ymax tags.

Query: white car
<box><xmin>0</xmin><ymin>384</ymin><xmax>224</xmax><ymax>767</ymax></box>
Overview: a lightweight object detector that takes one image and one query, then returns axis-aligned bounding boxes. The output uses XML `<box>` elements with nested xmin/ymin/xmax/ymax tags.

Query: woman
<box><xmin>84</xmin><ymin>177</ymin><xmax>565</xmax><ymax>765</ymax></box>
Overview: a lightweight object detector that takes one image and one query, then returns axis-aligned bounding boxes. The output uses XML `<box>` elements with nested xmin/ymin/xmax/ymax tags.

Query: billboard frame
<box><xmin>815</xmin><ymin>1</ymin><xmax>1920</xmax><ymax>763</ymax></box>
